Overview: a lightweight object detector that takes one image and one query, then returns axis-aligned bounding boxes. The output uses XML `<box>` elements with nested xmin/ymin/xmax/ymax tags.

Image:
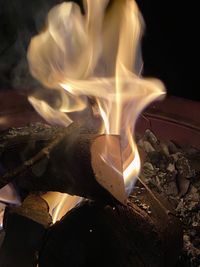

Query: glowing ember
<box><xmin>27</xmin><ymin>0</ymin><xmax>166</xmax><ymax>220</ymax></box>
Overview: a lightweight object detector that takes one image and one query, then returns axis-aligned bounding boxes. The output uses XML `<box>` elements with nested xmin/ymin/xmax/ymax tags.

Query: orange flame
<box><xmin>0</xmin><ymin>184</ymin><xmax>21</xmax><ymax>229</ymax></box>
<box><xmin>27</xmin><ymin>0</ymin><xmax>166</xmax><ymax>220</ymax></box>
<box><xmin>42</xmin><ymin>192</ymin><xmax>82</xmax><ymax>223</ymax></box>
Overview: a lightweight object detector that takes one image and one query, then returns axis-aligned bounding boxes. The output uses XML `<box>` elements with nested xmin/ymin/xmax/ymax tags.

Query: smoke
<box><xmin>0</xmin><ymin>0</ymin><xmax>83</xmax><ymax>93</ymax></box>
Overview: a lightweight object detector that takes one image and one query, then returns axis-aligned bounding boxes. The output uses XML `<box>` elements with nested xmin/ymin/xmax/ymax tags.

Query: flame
<box><xmin>27</xmin><ymin>0</ymin><xmax>166</xmax><ymax>217</ymax></box>
<box><xmin>0</xmin><ymin>203</ymin><xmax>5</xmax><ymax>230</ymax></box>
<box><xmin>0</xmin><ymin>184</ymin><xmax>21</xmax><ymax>229</ymax></box>
<box><xmin>42</xmin><ymin>192</ymin><xmax>82</xmax><ymax>223</ymax></box>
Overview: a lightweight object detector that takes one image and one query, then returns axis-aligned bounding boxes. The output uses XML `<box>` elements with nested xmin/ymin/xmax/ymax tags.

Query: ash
<box><xmin>138</xmin><ymin>129</ymin><xmax>200</xmax><ymax>267</ymax></box>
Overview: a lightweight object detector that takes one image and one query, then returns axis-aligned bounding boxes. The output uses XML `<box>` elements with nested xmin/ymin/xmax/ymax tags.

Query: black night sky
<box><xmin>0</xmin><ymin>0</ymin><xmax>198</xmax><ymax>100</ymax></box>
<box><xmin>136</xmin><ymin>0</ymin><xmax>198</xmax><ymax>100</ymax></box>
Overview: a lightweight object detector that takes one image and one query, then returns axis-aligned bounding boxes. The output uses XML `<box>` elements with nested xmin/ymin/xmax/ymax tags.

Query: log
<box><xmin>0</xmin><ymin>120</ymin><xmax>97</xmax><ymax>172</ymax></box>
<box><xmin>39</xmin><ymin>184</ymin><xmax>183</xmax><ymax>267</ymax></box>
<box><xmin>0</xmin><ymin>123</ymin><xmax>126</xmax><ymax>203</ymax></box>
<box><xmin>16</xmin><ymin>133</ymin><xmax>125</xmax><ymax>203</ymax></box>
<box><xmin>0</xmin><ymin>195</ymin><xmax>52</xmax><ymax>267</ymax></box>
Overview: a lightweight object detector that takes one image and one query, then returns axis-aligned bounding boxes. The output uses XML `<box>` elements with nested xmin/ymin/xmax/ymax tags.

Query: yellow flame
<box><xmin>123</xmin><ymin>128</ymin><xmax>141</xmax><ymax>195</ymax></box>
<box><xmin>0</xmin><ymin>117</ymin><xmax>8</xmax><ymax>128</ymax></box>
<box><xmin>42</xmin><ymin>192</ymin><xmax>82</xmax><ymax>223</ymax></box>
<box><xmin>27</xmin><ymin>0</ymin><xmax>166</xmax><ymax>215</ymax></box>
<box><xmin>0</xmin><ymin>203</ymin><xmax>5</xmax><ymax>229</ymax></box>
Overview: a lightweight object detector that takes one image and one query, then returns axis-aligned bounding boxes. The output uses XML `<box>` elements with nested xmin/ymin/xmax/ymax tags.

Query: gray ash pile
<box><xmin>137</xmin><ymin>129</ymin><xmax>200</xmax><ymax>266</ymax></box>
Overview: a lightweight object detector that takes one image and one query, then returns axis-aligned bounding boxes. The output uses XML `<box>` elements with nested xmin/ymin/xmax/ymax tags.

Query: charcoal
<box><xmin>160</xmin><ymin>141</ymin><xmax>170</xmax><ymax>157</ymax></box>
<box><xmin>138</xmin><ymin>132</ymin><xmax>200</xmax><ymax>266</ymax></box>
<box><xmin>166</xmin><ymin>162</ymin><xmax>176</xmax><ymax>173</ymax></box>
<box><xmin>177</xmin><ymin>174</ymin><xmax>191</xmax><ymax>197</ymax></box>
<box><xmin>142</xmin><ymin>162</ymin><xmax>157</xmax><ymax>178</ymax></box>
<box><xmin>0</xmin><ymin>230</ymin><xmax>5</xmax><ymax>248</ymax></box>
<box><xmin>167</xmin><ymin>140</ymin><xmax>180</xmax><ymax>154</ymax></box>
<box><xmin>143</xmin><ymin>140</ymin><xmax>155</xmax><ymax>153</ymax></box>
<box><xmin>163</xmin><ymin>181</ymin><xmax>178</xmax><ymax>196</ymax></box>
<box><xmin>144</xmin><ymin>129</ymin><xmax>158</xmax><ymax>145</ymax></box>
<box><xmin>176</xmin><ymin>156</ymin><xmax>195</xmax><ymax>179</ymax></box>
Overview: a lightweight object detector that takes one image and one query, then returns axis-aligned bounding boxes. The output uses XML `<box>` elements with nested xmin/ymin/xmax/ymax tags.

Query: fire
<box><xmin>0</xmin><ymin>184</ymin><xmax>21</xmax><ymax>229</ymax></box>
<box><xmin>27</xmin><ymin>0</ymin><xmax>165</xmax><ymax>220</ymax></box>
<box><xmin>42</xmin><ymin>192</ymin><xmax>82</xmax><ymax>223</ymax></box>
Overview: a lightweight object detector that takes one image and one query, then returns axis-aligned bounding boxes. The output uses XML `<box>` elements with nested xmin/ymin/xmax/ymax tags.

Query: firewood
<box><xmin>0</xmin><ymin>121</ymin><xmax>95</xmax><ymax>174</ymax></box>
<box><xmin>0</xmin><ymin>195</ymin><xmax>52</xmax><ymax>267</ymax></box>
<box><xmin>0</xmin><ymin>130</ymin><xmax>66</xmax><ymax>189</ymax></box>
<box><xmin>16</xmin><ymin>134</ymin><xmax>125</xmax><ymax>203</ymax></box>
<box><xmin>39</xmin><ymin>184</ymin><xmax>183</xmax><ymax>267</ymax></box>
<box><xmin>0</xmin><ymin>123</ymin><xmax>62</xmax><ymax>152</ymax></box>
<box><xmin>0</xmin><ymin>122</ymin><xmax>125</xmax><ymax>203</ymax></box>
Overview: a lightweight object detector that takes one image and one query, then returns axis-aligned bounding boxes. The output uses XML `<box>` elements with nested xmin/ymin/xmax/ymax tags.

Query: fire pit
<box><xmin>1</xmin><ymin>92</ymin><xmax>195</xmax><ymax>266</ymax></box>
<box><xmin>1</xmin><ymin>0</ymin><xmax>199</xmax><ymax>266</ymax></box>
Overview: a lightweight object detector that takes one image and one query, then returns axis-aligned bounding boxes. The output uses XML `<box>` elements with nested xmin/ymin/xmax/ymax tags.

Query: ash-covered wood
<box><xmin>0</xmin><ymin>120</ymin><xmax>99</xmax><ymax>171</ymax></box>
<box><xmin>39</xmin><ymin>187</ymin><xmax>182</xmax><ymax>267</ymax></box>
<box><xmin>0</xmin><ymin>123</ymin><xmax>66</xmax><ymax>177</ymax></box>
<box><xmin>0</xmin><ymin>121</ymin><xmax>96</xmax><ymax>170</ymax></box>
<box><xmin>0</xmin><ymin>129</ymin><xmax>66</xmax><ymax>189</ymax></box>
<box><xmin>0</xmin><ymin>195</ymin><xmax>52</xmax><ymax>267</ymax></box>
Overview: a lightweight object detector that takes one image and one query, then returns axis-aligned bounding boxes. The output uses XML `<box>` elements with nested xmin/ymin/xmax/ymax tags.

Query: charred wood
<box><xmin>39</xmin><ymin>186</ymin><xmax>183</xmax><ymax>267</ymax></box>
<box><xmin>0</xmin><ymin>122</ymin><xmax>124</xmax><ymax>203</ymax></box>
<box><xmin>0</xmin><ymin>195</ymin><xmax>52</xmax><ymax>267</ymax></box>
<box><xmin>15</xmin><ymin>133</ymin><xmax>124</xmax><ymax>203</ymax></box>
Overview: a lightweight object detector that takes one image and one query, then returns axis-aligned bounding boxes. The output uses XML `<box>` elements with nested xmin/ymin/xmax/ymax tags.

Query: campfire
<box><xmin>0</xmin><ymin>0</ymin><xmax>185</xmax><ymax>266</ymax></box>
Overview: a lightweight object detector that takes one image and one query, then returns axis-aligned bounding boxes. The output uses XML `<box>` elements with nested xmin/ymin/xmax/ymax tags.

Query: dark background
<box><xmin>0</xmin><ymin>0</ymin><xmax>198</xmax><ymax>100</ymax></box>
<box><xmin>137</xmin><ymin>0</ymin><xmax>198</xmax><ymax>101</ymax></box>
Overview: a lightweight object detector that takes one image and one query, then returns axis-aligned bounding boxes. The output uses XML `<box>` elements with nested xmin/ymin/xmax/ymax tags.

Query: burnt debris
<box><xmin>139</xmin><ymin>129</ymin><xmax>200</xmax><ymax>266</ymax></box>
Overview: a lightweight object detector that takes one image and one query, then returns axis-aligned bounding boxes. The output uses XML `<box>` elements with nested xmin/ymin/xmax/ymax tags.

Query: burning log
<box><xmin>39</xmin><ymin>184</ymin><xmax>183</xmax><ymax>267</ymax></box>
<box><xmin>0</xmin><ymin>195</ymin><xmax>52</xmax><ymax>267</ymax></box>
<box><xmin>0</xmin><ymin>122</ymin><xmax>126</xmax><ymax>203</ymax></box>
<box><xmin>0</xmin><ymin>124</ymin><xmax>183</xmax><ymax>266</ymax></box>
